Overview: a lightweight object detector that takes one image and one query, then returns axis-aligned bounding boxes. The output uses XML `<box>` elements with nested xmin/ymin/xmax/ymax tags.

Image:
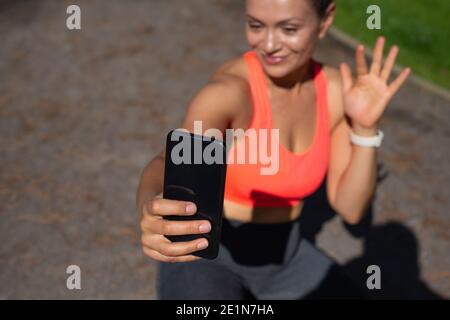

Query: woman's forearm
<box><xmin>333</xmin><ymin>126</ymin><xmax>379</xmax><ymax>224</ymax></box>
<box><xmin>136</xmin><ymin>151</ymin><xmax>165</xmax><ymax>217</ymax></box>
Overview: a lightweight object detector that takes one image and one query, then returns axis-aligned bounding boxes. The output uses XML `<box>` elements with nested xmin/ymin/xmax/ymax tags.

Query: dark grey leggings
<box><xmin>156</xmin><ymin>216</ymin><xmax>364</xmax><ymax>300</ymax></box>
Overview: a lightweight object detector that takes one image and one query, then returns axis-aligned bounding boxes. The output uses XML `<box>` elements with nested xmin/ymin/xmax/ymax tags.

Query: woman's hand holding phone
<box><xmin>140</xmin><ymin>194</ymin><xmax>211</xmax><ymax>263</ymax></box>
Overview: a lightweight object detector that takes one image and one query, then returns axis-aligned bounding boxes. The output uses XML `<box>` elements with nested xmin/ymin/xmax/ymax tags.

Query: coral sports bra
<box><xmin>223</xmin><ymin>51</ymin><xmax>330</xmax><ymax>208</ymax></box>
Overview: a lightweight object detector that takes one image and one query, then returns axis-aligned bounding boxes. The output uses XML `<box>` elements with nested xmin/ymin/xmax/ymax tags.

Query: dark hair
<box><xmin>310</xmin><ymin>0</ymin><xmax>334</xmax><ymax>17</ymax></box>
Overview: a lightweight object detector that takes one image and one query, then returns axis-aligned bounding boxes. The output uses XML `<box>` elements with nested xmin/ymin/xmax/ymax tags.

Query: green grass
<box><xmin>334</xmin><ymin>0</ymin><xmax>450</xmax><ymax>90</ymax></box>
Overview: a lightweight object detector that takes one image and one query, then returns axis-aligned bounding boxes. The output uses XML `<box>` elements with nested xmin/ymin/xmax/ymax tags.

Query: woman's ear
<box><xmin>318</xmin><ymin>3</ymin><xmax>336</xmax><ymax>39</ymax></box>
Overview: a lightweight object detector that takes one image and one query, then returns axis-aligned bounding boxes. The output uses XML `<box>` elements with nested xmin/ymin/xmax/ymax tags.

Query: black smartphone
<box><xmin>162</xmin><ymin>129</ymin><xmax>227</xmax><ymax>259</ymax></box>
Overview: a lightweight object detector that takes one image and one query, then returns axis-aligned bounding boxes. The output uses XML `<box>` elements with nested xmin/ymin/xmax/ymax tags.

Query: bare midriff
<box><xmin>223</xmin><ymin>199</ymin><xmax>303</xmax><ymax>224</ymax></box>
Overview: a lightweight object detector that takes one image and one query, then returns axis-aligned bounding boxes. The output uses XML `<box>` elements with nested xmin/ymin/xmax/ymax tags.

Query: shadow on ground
<box><xmin>298</xmin><ymin>165</ymin><xmax>443</xmax><ymax>299</ymax></box>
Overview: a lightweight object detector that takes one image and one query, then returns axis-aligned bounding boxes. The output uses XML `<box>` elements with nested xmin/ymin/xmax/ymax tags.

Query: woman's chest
<box><xmin>232</xmin><ymin>87</ymin><xmax>320</xmax><ymax>154</ymax></box>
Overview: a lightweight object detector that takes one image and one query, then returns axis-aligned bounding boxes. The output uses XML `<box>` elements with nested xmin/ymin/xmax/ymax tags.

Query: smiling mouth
<box><xmin>262</xmin><ymin>54</ymin><xmax>288</xmax><ymax>65</ymax></box>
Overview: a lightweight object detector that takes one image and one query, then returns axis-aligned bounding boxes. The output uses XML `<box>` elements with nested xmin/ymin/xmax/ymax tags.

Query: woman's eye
<box><xmin>248</xmin><ymin>23</ymin><xmax>262</xmax><ymax>30</ymax></box>
<box><xmin>283</xmin><ymin>28</ymin><xmax>298</xmax><ymax>34</ymax></box>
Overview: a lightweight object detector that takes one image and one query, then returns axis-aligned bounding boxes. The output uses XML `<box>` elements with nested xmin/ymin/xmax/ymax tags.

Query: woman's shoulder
<box><xmin>183</xmin><ymin>55</ymin><xmax>252</xmax><ymax>129</ymax></box>
<box><xmin>209</xmin><ymin>55</ymin><xmax>250</xmax><ymax>89</ymax></box>
<box><xmin>205</xmin><ymin>55</ymin><xmax>252</xmax><ymax>109</ymax></box>
<box><xmin>320</xmin><ymin>64</ymin><xmax>342</xmax><ymax>90</ymax></box>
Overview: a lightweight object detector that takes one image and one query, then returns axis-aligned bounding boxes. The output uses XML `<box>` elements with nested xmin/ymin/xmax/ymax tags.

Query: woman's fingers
<box><xmin>381</xmin><ymin>45</ymin><xmax>399</xmax><ymax>81</ymax></box>
<box><xmin>145</xmin><ymin>198</ymin><xmax>197</xmax><ymax>217</ymax></box>
<box><xmin>141</xmin><ymin>217</ymin><xmax>211</xmax><ymax>236</ymax></box>
<box><xmin>388</xmin><ymin>67</ymin><xmax>411</xmax><ymax>96</ymax></box>
<box><xmin>142</xmin><ymin>234</ymin><xmax>208</xmax><ymax>259</ymax></box>
<box><xmin>139</xmin><ymin>194</ymin><xmax>212</xmax><ymax>262</ymax></box>
<box><xmin>142</xmin><ymin>246</ymin><xmax>200</xmax><ymax>263</ymax></box>
<box><xmin>157</xmin><ymin>237</ymin><xmax>209</xmax><ymax>257</ymax></box>
<box><xmin>340</xmin><ymin>63</ymin><xmax>353</xmax><ymax>92</ymax></box>
<box><xmin>356</xmin><ymin>45</ymin><xmax>369</xmax><ymax>76</ymax></box>
<box><xmin>370</xmin><ymin>36</ymin><xmax>385</xmax><ymax>76</ymax></box>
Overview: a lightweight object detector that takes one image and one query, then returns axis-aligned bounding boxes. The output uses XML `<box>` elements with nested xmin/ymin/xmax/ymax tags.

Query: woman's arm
<box><xmin>327</xmin><ymin>36</ymin><xmax>410</xmax><ymax>225</ymax></box>
<box><xmin>327</xmin><ymin>118</ymin><xmax>378</xmax><ymax>225</ymax></box>
<box><xmin>136</xmin><ymin>72</ymin><xmax>246</xmax><ymax>213</ymax></box>
<box><xmin>136</xmin><ymin>70</ymin><xmax>248</xmax><ymax>262</ymax></box>
<box><xmin>136</xmin><ymin>150</ymin><xmax>165</xmax><ymax>217</ymax></box>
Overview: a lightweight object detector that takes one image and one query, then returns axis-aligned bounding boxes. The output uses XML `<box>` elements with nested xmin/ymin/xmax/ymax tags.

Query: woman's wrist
<box><xmin>351</xmin><ymin>123</ymin><xmax>379</xmax><ymax>136</ymax></box>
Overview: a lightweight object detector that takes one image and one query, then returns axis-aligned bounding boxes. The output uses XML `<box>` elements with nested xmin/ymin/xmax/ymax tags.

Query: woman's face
<box><xmin>245</xmin><ymin>0</ymin><xmax>332</xmax><ymax>79</ymax></box>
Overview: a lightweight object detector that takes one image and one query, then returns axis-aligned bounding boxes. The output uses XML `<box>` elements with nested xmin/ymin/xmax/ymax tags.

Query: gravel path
<box><xmin>0</xmin><ymin>0</ymin><xmax>448</xmax><ymax>299</ymax></box>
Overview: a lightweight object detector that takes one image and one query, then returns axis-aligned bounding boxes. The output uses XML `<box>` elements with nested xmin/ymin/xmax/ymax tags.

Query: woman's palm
<box><xmin>340</xmin><ymin>37</ymin><xmax>411</xmax><ymax>129</ymax></box>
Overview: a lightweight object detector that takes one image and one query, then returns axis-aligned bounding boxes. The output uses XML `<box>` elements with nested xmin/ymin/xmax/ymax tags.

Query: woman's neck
<box><xmin>265</xmin><ymin>59</ymin><xmax>314</xmax><ymax>96</ymax></box>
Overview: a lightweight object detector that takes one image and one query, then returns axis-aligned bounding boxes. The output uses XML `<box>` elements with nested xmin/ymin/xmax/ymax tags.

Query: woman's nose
<box><xmin>263</xmin><ymin>31</ymin><xmax>281</xmax><ymax>53</ymax></box>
